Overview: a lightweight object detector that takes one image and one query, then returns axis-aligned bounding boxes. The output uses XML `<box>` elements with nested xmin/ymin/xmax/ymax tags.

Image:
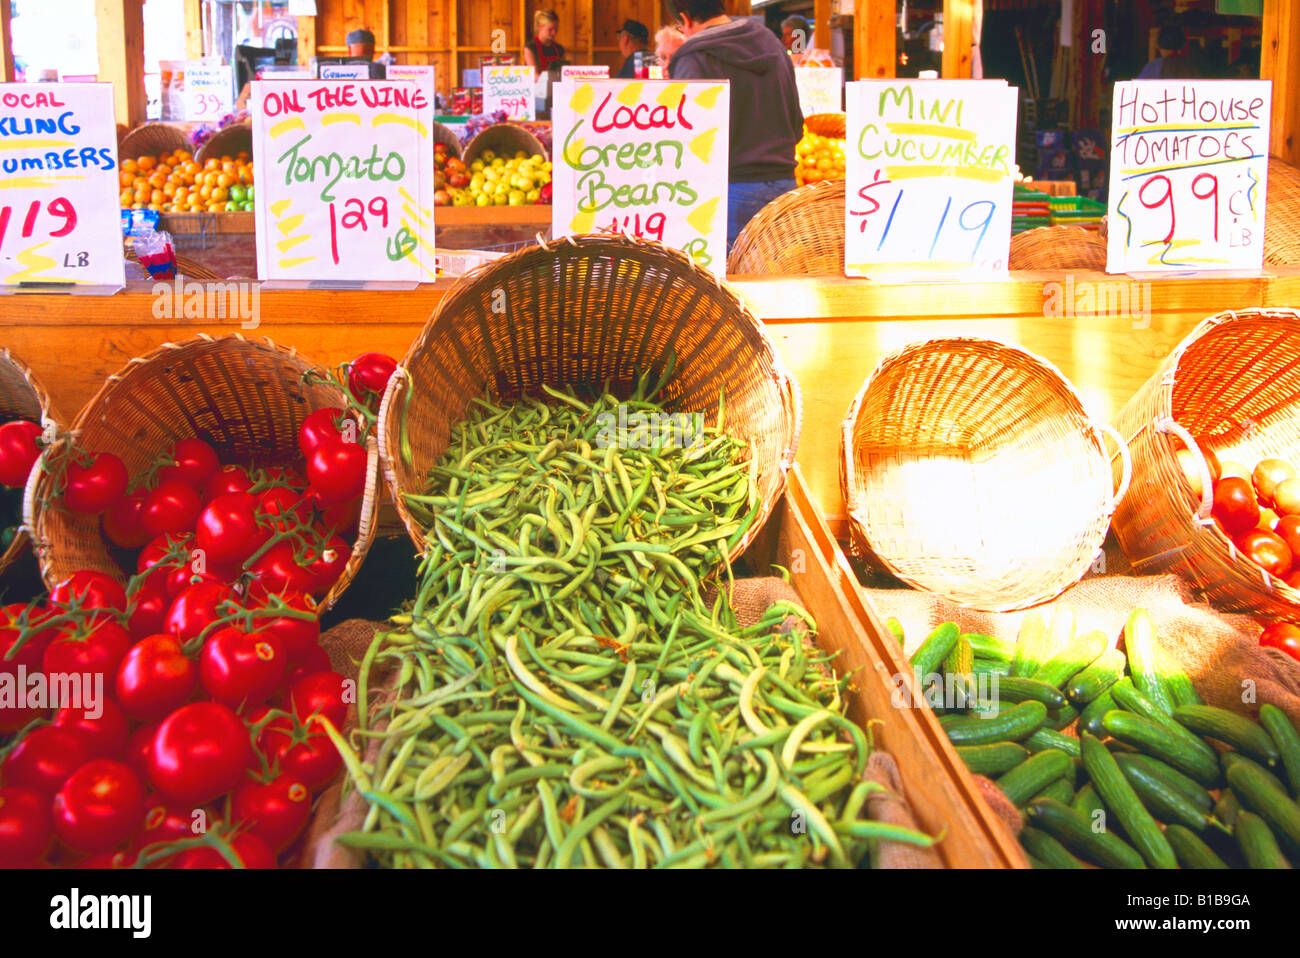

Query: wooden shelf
<box><xmin>435</xmin><ymin>204</ymin><xmax>552</xmax><ymax>226</ymax></box>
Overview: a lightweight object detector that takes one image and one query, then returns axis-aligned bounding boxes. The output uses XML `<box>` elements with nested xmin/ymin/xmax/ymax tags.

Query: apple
<box><xmin>434</xmin><ymin>189</ymin><xmax>450</xmax><ymax>206</ymax></box>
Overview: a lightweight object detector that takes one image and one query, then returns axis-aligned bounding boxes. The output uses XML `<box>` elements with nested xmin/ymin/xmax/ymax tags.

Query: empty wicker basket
<box><xmin>1111</xmin><ymin>308</ymin><xmax>1300</xmax><ymax>617</ymax></box>
<box><xmin>0</xmin><ymin>349</ymin><xmax>58</xmax><ymax>577</ymax></box>
<box><xmin>26</xmin><ymin>335</ymin><xmax>379</xmax><ymax>610</ymax></box>
<box><xmin>463</xmin><ymin>123</ymin><xmax>547</xmax><ymax>166</ymax></box>
<box><xmin>119</xmin><ymin>122</ymin><xmax>191</xmax><ymax>161</ymax></box>
<box><xmin>728</xmin><ymin>179</ymin><xmax>844</xmax><ymax>275</ymax></box>
<box><xmin>377</xmin><ymin>234</ymin><xmax>801</xmax><ymax>561</ymax></box>
<box><xmin>841</xmin><ymin>338</ymin><xmax>1130</xmax><ymax>611</ymax></box>
<box><xmin>1009</xmin><ymin>225</ymin><xmax>1108</xmax><ymax>271</ymax></box>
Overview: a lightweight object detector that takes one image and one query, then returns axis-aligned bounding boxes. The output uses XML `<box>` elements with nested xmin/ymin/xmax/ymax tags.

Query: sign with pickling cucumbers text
<box><xmin>0</xmin><ymin>82</ymin><xmax>124</xmax><ymax>289</ymax></box>
<box><xmin>251</xmin><ymin>79</ymin><xmax>435</xmax><ymax>283</ymax></box>
<box><xmin>552</xmin><ymin>79</ymin><xmax>729</xmax><ymax>273</ymax></box>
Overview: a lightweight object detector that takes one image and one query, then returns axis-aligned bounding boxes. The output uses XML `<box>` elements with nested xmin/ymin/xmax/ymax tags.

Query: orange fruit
<box><xmin>216</xmin><ymin>173</ymin><xmax>234</xmax><ymax>189</ymax></box>
<box><xmin>211</xmin><ymin>186</ymin><xmax>229</xmax><ymax>202</ymax></box>
<box><xmin>137</xmin><ymin>155</ymin><xmax>156</xmax><ymax>171</ymax></box>
<box><xmin>119</xmin><ymin>189</ymin><xmax>132</xmax><ymax>205</ymax></box>
<box><xmin>121</xmin><ymin>158</ymin><xmax>138</xmax><ymax>175</ymax></box>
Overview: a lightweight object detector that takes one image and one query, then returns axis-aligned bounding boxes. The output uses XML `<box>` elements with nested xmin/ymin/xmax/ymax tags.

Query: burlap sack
<box><xmin>863</xmin><ymin>751</ymin><xmax>944</xmax><ymax>868</ymax></box>
<box><xmin>866</xmin><ymin>573</ymin><xmax>1300</xmax><ymax>727</ymax></box>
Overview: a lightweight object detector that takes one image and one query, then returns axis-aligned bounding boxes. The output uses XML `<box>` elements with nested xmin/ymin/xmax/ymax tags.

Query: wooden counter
<box><xmin>4</xmin><ymin>269</ymin><xmax>1300</xmax><ymax>532</ymax></box>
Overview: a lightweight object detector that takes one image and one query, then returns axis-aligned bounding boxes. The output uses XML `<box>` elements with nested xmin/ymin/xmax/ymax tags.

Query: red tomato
<box><xmin>195</xmin><ymin>492</ymin><xmax>267</xmax><ymax>565</ymax></box>
<box><xmin>2</xmin><ymin>726</ymin><xmax>89</xmax><ymax>794</ymax></box>
<box><xmin>287</xmin><ymin>671</ymin><xmax>348</xmax><ymax>728</ymax></box>
<box><xmin>101</xmin><ymin>490</ymin><xmax>151</xmax><ymax>550</ymax></box>
<box><xmin>1260</xmin><ymin>622</ymin><xmax>1300</xmax><ymax>662</ymax></box>
<box><xmin>280</xmin><ymin>644</ymin><xmax>332</xmax><ymax>691</ymax></box>
<box><xmin>256</xmin><ymin>486</ymin><xmax>308</xmax><ymax>534</ymax></box>
<box><xmin>0</xmin><ymin>421</ymin><xmax>41</xmax><ymax>488</ymax></box>
<box><xmin>50</xmin><ymin>571</ymin><xmax>128</xmax><ymax>613</ymax></box>
<box><xmin>53</xmin><ymin>698</ymin><xmax>130</xmax><ymax>760</ymax></box>
<box><xmin>63</xmin><ymin>452</ymin><xmax>128</xmax><ymax>514</ymax></box>
<box><xmin>158</xmin><ymin>438</ymin><xmax>219</xmax><ymax>490</ymax></box>
<box><xmin>136</xmin><ymin>532</ymin><xmax>193</xmax><ymax>576</ymax></box>
<box><xmin>171</xmin><ymin>830</ymin><xmax>275</xmax><ymax>869</ymax></box>
<box><xmin>51</xmin><ymin>759</ymin><xmax>145</xmax><ymax>853</ymax></box>
<box><xmin>232</xmin><ymin>774</ymin><xmax>310</xmax><ymax>853</ymax></box>
<box><xmin>140</xmin><ymin>479</ymin><xmax>202</xmax><ymax>538</ymax></box>
<box><xmin>346</xmin><ymin>352</ymin><xmax>398</xmax><ymax>397</ymax></box>
<box><xmin>1237</xmin><ymin>528</ymin><xmax>1293</xmax><ymax>579</ymax></box>
<box><xmin>163</xmin><ymin>581</ymin><xmax>232</xmax><ymax>646</ymax></box>
<box><xmin>124</xmin><ymin>721</ymin><xmax>159</xmax><ymax>782</ymax></box>
<box><xmin>76</xmin><ymin>849</ymin><xmax>138</xmax><ymax>869</ymax></box>
<box><xmin>41</xmin><ymin>619</ymin><xmax>133</xmax><ymax>686</ymax></box>
<box><xmin>298</xmin><ymin>407</ymin><xmax>351</xmax><ymax>456</ymax></box>
<box><xmin>253</xmin><ymin>599</ymin><xmax>320</xmax><ymax>662</ymax></box>
<box><xmin>0</xmin><ymin>786</ymin><xmax>51</xmax><ymax>862</ymax></box>
<box><xmin>0</xmin><ymin>605</ymin><xmax>54</xmax><ymax>732</ymax></box>
<box><xmin>199</xmin><ymin>627</ymin><xmax>285</xmax><ymax>709</ymax></box>
<box><xmin>306</xmin><ymin>441</ymin><xmax>366</xmax><ymax>506</ymax></box>
<box><xmin>305</xmin><ymin>535</ymin><xmax>350</xmax><ymax>594</ymax></box>
<box><xmin>204</xmin><ymin>464</ymin><xmax>254</xmax><ymax>503</ymax></box>
<box><xmin>133</xmin><ymin>796</ymin><xmax>201</xmax><ymax>851</ymax></box>
<box><xmin>148</xmin><ymin>702</ymin><xmax>250</xmax><ymax>805</ymax></box>
<box><xmin>1278</xmin><ymin>514</ymin><xmax>1300</xmax><ymax>557</ymax></box>
<box><xmin>1212</xmin><ymin>477</ymin><xmax>1260</xmax><ymax>535</ymax></box>
<box><xmin>126</xmin><ymin>578</ymin><xmax>170</xmax><ymax>639</ymax></box>
<box><xmin>253</xmin><ymin>712</ymin><xmax>341</xmax><ymax>790</ymax></box>
<box><xmin>248</xmin><ymin>542</ymin><xmax>317</xmax><ymax>597</ymax></box>
<box><xmin>116</xmin><ymin>634</ymin><xmax>197</xmax><ymax>721</ymax></box>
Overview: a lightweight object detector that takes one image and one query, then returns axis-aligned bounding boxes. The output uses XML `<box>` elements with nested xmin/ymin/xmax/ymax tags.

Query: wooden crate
<box><xmin>744</xmin><ymin>466</ymin><xmax>1026</xmax><ymax>868</ymax></box>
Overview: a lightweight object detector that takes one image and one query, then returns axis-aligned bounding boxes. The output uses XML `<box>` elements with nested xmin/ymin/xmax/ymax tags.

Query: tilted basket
<box><xmin>841</xmin><ymin>337</ymin><xmax>1130</xmax><ymax>611</ymax></box>
<box><xmin>0</xmin><ymin>349</ymin><xmax>59</xmax><ymax>577</ymax></box>
<box><xmin>727</xmin><ymin>179</ymin><xmax>844</xmax><ymax>275</ymax></box>
<box><xmin>1008</xmin><ymin>225</ymin><xmax>1107</xmax><ymax>271</ymax></box>
<box><xmin>195</xmin><ymin>121</ymin><xmax>253</xmax><ymax>167</ymax></box>
<box><xmin>432</xmin><ymin>121</ymin><xmax>463</xmax><ymax>159</ymax></box>
<box><xmin>463</xmin><ymin>123</ymin><xmax>547</xmax><ymax>167</ymax></box>
<box><xmin>377</xmin><ymin>234</ymin><xmax>801</xmax><ymax>561</ymax></box>
<box><xmin>119</xmin><ymin>122</ymin><xmax>191</xmax><ymax>161</ymax></box>
<box><xmin>804</xmin><ymin>112</ymin><xmax>846</xmax><ymax>140</ymax></box>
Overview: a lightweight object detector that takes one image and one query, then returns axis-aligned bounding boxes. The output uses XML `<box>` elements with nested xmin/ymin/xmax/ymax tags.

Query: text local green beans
<box><xmin>334</xmin><ymin>386</ymin><xmax>936</xmax><ymax>868</ymax></box>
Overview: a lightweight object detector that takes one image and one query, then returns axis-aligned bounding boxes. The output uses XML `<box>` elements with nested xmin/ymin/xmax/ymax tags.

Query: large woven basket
<box><xmin>1009</xmin><ymin>225</ymin><xmax>1107</xmax><ymax>271</ymax></box>
<box><xmin>195</xmin><ymin>122</ymin><xmax>252</xmax><ymax>167</ymax></box>
<box><xmin>805</xmin><ymin>112</ymin><xmax>846</xmax><ymax>140</ymax></box>
<box><xmin>1265</xmin><ymin>156</ymin><xmax>1300</xmax><ymax>266</ymax></box>
<box><xmin>841</xmin><ymin>338</ymin><xmax>1130</xmax><ymax>611</ymax></box>
<box><xmin>26</xmin><ymin>335</ymin><xmax>379</xmax><ymax>610</ymax></box>
<box><xmin>1111</xmin><ymin>308</ymin><xmax>1300</xmax><ymax>617</ymax></box>
<box><xmin>119</xmin><ymin>122</ymin><xmax>191</xmax><ymax>161</ymax></box>
<box><xmin>728</xmin><ymin>179</ymin><xmax>844</xmax><ymax>275</ymax></box>
<box><xmin>0</xmin><ymin>349</ymin><xmax>58</xmax><ymax>577</ymax></box>
<box><xmin>377</xmin><ymin>234</ymin><xmax>801</xmax><ymax>562</ymax></box>
<box><xmin>463</xmin><ymin>123</ymin><xmax>547</xmax><ymax>166</ymax></box>
<box><xmin>432</xmin><ymin>121</ymin><xmax>462</xmax><ymax>159</ymax></box>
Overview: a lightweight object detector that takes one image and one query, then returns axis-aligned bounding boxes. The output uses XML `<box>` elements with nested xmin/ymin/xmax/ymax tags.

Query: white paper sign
<box><xmin>552</xmin><ymin>79</ymin><xmax>729</xmax><ymax>273</ymax></box>
<box><xmin>796</xmin><ymin>67</ymin><xmax>842</xmax><ymax>117</ymax></box>
<box><xmin>845</xmin><ymin>79</ymin><xmax>1017</xmax><ymax>278</ymax></box>
<box><xmin>0</xmin><ymin>83</ymin><xmax>124</xmax><ymax>289</ymax></box>
<box><xmin>386</xmin><ymin>65</ymin><xmax>435</xmax><ymax>87</ymax></box>
<box><xmin>251</xmin><ymin>80</ymin><xmax>435</xmax><ymax>283</ymax></box>
<box><xmin>317</xmin><ymin>62</ymin><xmax>372</xmax><ymax>80</ymax></box>
<box><xmin>1106</xmin><ymin>80</ymin><xmax>1271</xmax><ymax>274</ymax></box>
<box><xmin>561</xmin><ymin>65</ymin><xmax>610</xmax><ymax>80</ymax></box>
<box><xmin>184</xmin><ymin>62</ymin><xmax>232</xmax><ymax>121</ymax></box>
<box><xmin>483</xmin><ymin>66</ymin><xmax>536</xmax><ymax>120</ymax></box>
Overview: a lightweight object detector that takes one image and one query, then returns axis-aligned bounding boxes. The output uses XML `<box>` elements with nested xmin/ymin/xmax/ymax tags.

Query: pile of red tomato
<box><xmin>0</xmin><ymin>352</ymin><xmax>399</xmax><ymax>868</ymax></box>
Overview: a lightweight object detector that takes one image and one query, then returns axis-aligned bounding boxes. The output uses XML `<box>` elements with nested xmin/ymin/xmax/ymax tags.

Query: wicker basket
<box><xmin>463</xmin><ymin>123</ymin><xmax>547</xmax><ymax>167</ymax></box>
<box><xmin>804</xmin><ymin>112</ymin><xmax>846</xmax><ymax>140</ymax></box>
<box><xmin>432</xmin><ymin>121</ymin><xmax>463</xmax><ymax>159</ymax></box>
<box><xmin>196</xmin><ymin>122</ymin><xmax>252</xmax><ymax>167</ymax></box>
<box><xmin>841</xmin><ymin>337</ymin><xmax>1130</xmax><ymax>611</ymax></box>
<box><xmin>376</xmin><ymin>234</ymin><xmax>801</xmax><ymax>561</ymax></box>
<box><xmin>119</xmin><ymin>123</ymin><xmax>191</xmax><ymax>161</ymax></box>
<box><xmin>1111</xmin><ymin>308</ymin><xmax>1300</xmax><ymax>617</ymax></box>
<box><xmin>0</xmin><ymin>349</ymin><xmax>58</xmax><ymax>577</ymax></box>
<box><xmin>25</xmin><ymin>335</ymin><xmax>379</xmax><ymax>610</ymax></box>
<box><xmin>728</xmin><ymin>179</ymin><xmax>844</xmax><ymax>275</ymax></box>
<box><xmin>1009</xmin><ymin>225</ymin><xmax>1107</xmax><ymax>271</ymax></box>
<box><xmin>1265</xmin><ymin>156</ymin><xmax>1300</xmax><ymax>267</ymax></box>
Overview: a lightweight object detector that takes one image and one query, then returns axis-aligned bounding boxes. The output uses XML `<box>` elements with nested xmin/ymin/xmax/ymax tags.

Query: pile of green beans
<box><xmin>328</xmin><ymin>382</ymin><xmax>935</xmax><ymax>868</ymax></box>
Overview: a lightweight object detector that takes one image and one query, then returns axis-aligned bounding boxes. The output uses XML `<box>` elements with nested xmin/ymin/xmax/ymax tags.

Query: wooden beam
<box><xmin>1262</xmin><ymin>0</ymin><xmax>1300</xmax><ymax>165</ymax></box>
<box><xmin>815</xmin><ymin>0</ymin><xmax>831</xmax><ymax>50</ymax></box>
<box><xmin>95</xmin><ymin>0</ymin><xmax>147</xmax><ymax>127</ymax></box>
<box><xmin>184</xmin><ymin>0</ymin><xmax>203</xmax><ymax>59</ymax></box>
<box><xmin>942</xmin><ymin>0</ymin><xmax>973</xmax><ymax>79</ymax></box>
<box><xmin>583</xmin><ymin>0</ymin><xmax>594</xmax><ymax>65</ymax></box>
<box><xmin>0</xmin><ymin>0</ymin><xmax>14</xmax><ymax>83</ymax></box>
<box><xmin>297</xmin><ymin>15</ymin><xmax>317</xmax><ymax>70</ymax></box>
<box><xmin>855</xmin><ymin>0</ymin><xmax>894</xmax><ymax>80</ymax></box>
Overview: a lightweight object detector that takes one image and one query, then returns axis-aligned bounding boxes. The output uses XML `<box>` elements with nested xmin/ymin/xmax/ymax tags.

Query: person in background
<box><xmin>667</xmin><ymin>0</ymin><xmax>802</xmax><ymax>251</ymax></box>
<box><xmin>347</xmin><ymin>28</ymin><xmax>376</xmax><ymax>60</ymax></box>
<box><xmin>1138</xmin><ymin>23</ymin><xmax>1199</xmax><ymax>80</ymax></box>
<box><xmin>523</xmin><ymin>9</ymin><xmax>567</xmax><ymax>73</ymax></box>
<box><xmin>781</xmin><ymin>15</ymin><xmax>834</xmax><ymax>67</ymax></box>
<box><xmin>615</xmin><ymin>20</ymin><xmax>651</xmax><ymax>78</ymax></box>
<box><xmin>655</xmin><ymin>25</ymin><xmax>686</xmax><ymax>73</ymax></box>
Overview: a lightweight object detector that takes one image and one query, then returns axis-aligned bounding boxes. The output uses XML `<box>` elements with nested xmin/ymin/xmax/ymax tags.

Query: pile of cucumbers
<box><xmin>896</xmin><ymin>607</ymin><xmax>1300</xmax><ymax>869</ymax></box>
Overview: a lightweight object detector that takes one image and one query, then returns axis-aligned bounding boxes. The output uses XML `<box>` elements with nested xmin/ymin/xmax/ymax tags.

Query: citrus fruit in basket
<box><xmin>119</xmin><ymin>149</ymin><xmax>254</xmax><ymax>214</ymax></box>
<box><xmin>435</xmin><ymin>142</ymin><xmax>551</xmax><ymax>207</ymax></box>
<box><xmin>794</xmin><ymin>126</ymin><xmax>845</xmax><ymax>186</ymax></box>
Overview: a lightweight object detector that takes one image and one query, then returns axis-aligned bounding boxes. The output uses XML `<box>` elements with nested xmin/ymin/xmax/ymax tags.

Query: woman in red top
<box><xmin>523</xmin><ymin>9</ymin><xmax>566</xmax><ymax>72</ymax></box>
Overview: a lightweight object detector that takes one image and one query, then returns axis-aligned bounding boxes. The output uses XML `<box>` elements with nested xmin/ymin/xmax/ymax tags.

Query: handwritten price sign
<box><xmin>845</xmin><ymin>80</ymin><xmax>1017</xmax><ymax>279</ymax></box>
<box><xmin>483</xmin><ymin>66</ymin><xmax>536</xmax><ymax>121</ymax></box>
<box><xmin>552</xmin><ymin>79</ymin><xmax>730</xmax><ymax>273</ymax></box>
<box><xmin>250</xmin><ymin>80</ymin><xmax>436</xmax><ymax>283</ymax></box>
<box><xmin>0</xmin><ymin>83</ymin><xmax>124</xmax><ymax>289</ymax></box>
<box><xmin>795</xmin><ymin>67</ymin><xmax>842</xmax><ymax>117</ymax></box>
<box><xmin>1106</xmin><ymin>80</ymin><xmax>1270</xmax><ymax>274</ymax></box>
<box><xmin>184</xmin><ymin>62</ymin><xmax>232</xmax><ymax>121</ymax></box>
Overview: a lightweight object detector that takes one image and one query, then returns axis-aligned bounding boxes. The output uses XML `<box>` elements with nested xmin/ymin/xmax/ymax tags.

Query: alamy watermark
<box><xmin>595</xmin><ymin>404</ymin><xmax>707</xmax><ymax>456</ymax></box>
<box><xmin>151</xmin><ymin>276</ymin><xmax>261</xmax><ymax>329</ymax></box>
<box><xmin>0</xmin><ymin>669</ymin><xmax>103</xmax><ymax>718</ymax></box>
<box><xmin>1043</xmin><ymin>274</ymin><xmax>1151</xmax><ymax>329</ymax></box>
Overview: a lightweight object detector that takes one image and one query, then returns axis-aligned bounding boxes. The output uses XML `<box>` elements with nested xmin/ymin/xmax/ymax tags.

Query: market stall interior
<box><xmin>1</xmin><ymin>0</ymin><xmax>1300</xmax><ymax>872</ymax></box>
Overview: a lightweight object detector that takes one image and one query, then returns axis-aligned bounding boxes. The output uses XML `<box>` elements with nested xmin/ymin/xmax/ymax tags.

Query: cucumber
<box><xmin>963</xmin><ymin>632</ymin><xmax>1014</xmax><ymax>662</ymax></box>
<box><xmin>1019</xmin><ymin>825</ymin><xmax>1086</xmax><ymax>869</ymax></box>
<box><xmin>955</xmin><ymin>742</ymin><xmax>1029</xmax><ymax>776</ymax></box>
<box><xmin>1032</xmin><ymin>777</ymin><xmax>1076</xmax><ymax>806</ymax></box>
<box><xmin>1221</xmin><ymin>752</ymin><xmax>1289</xmax><ymax>798</ymax></box>
<box><xmin>1079</xmin><ymin>689</ymin><xmax>1118</xmax><ymax>738</ymax></box>
<box><xmin>1025</xmin><ymin>853</ymin><xmax>1050</xmax><ymax>869</ymax></box>
<box><xmin>1260</xmin><ymin>703</ymin><xmax>1300</xmax><ymax>797</ymax></box>
<box><xmin>1073</xmin><ymin>782</ymin><xmax>1104</xmax><ymax>818</ymax></box>
<box><xmin>1044</xmin><ymin>704</ymin><xmax>1079</xmax><ymax>731</ymax></box>
<box><xmin>943</xmin><ymin>633</ymin><xmax>976</xmax><ymax>708</ymax></box>
<box><xmin>944</xmin><ymin>700</ymin><xmax>1048</xmax><ymax>746</ymax></box>
<box><xmin>910</xmin><ymin>622</ymin><xmax>960</xmax><ymax>680</ymax></box>
<box><xmin>1172</xmin><ymin>705</ymin><xmax>1280</xmax><ymax>765</ymax></box>
<box><xmin>1010</xmin><ymin>610</ymin><xmax>1051</xmax><ymax>678</ymax></box>
<box><xmin>1081</xmin><ymin>732</ymin><xmax>1178</xmax><ymax>868</ymax></box>
<box><xmin>1113</xmin><ymin>752</ymin><xmax>1216</xmax><ymax>833</ymax></box>
<box><xmin>972</xmin><ymin>658</ymin><xmax>1011</xmax><ymax>678</ymax></box>
<box><xmin>989</xmin><ymin>676</ymin><xmax>1067</xmax><ymax>710</ymax></box>
<box><xmin>1122</xmin><ymin>608</ymin><xmax>1174</xmax><ymax>716</ymax></box>
<box><xmin>1235</xmin><ymin>811</ymin><xmax>1293</xmax><ymax>868</ymax></box>
<box><xmin>1025</xmin><ymin>797</ymin><xmax>1147</xmax><ymax>869</ymax></box>
<box><xmin>884</xmin><ymin>617</ymin><xmax>905</xmax><ymax>647</ymax></box>
<box><xmin>1110</xmin><ymin>677</ymin><xmax>1179</xmax><ymax>728</ymax></box>
<box><xmin>1166</xmin><ymin>824</ymin><xmax>1229</xmax><ymax>869</ymax></box>
<box><xmin>1225</xmin><ymin>758</ymin><xmax>1300</xmax><ymax>855</ymax></box>
<box><xmin>1101</xmin><ymin>709</ymin><xmax>1221</xmax><ymax>787</ymax></box>
<box><xmin>1065</xmin><ymin>648</ymin><xmax>1126</xmax><ymax>704</ymax></box>
<box><xmin>1034</xmin><ymin>629</ymin><xmax>1109</xmax><ymax>690</ymax></box>
<box><xmin>1214</xmin><ymin>789</ymin><xmax>1242</xmax><ymax>828</ymax></box>
<box><xmin>1121</xmin><ymin>754</ymin><xmax>1214</xmax><ymax>814</ymax></box>
<box><xmin>1025</xmin><ymin>727</ymin><xmax>1081</xmax><ymax>758</ymax></box>
<box><xmin>1159</xmin><ymin>649</ymin><xmax>1203</xmax><ymax>707</ymax></box>
<box><xmin>997</xmin><ymin>750</ymin><xmax>1074</xmax><ymax>806</ymax></box>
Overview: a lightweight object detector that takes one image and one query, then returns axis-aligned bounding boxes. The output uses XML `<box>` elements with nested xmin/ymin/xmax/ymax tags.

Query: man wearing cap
<box><xmin>615</xmin><ymin>20</ymin><xmax>651</xmax><ymax>78</ymax></box>
<box><xmin>346</xmin><ymin>28</ymin><xmax>387</xmax><ymax>76</ymax></box>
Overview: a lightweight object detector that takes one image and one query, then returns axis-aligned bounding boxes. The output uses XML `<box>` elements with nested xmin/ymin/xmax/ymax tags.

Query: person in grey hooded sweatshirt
<box><xmin>666</xmin><ymin>0</ymin><xmax>802</xmax><ymax>251</ymax></box>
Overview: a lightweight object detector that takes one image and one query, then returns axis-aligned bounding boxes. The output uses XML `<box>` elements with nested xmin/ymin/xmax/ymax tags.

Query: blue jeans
<box><xmin>728</xmin><ymin>179</ymin><xmax>797</xmax><ymax>251</ymax></box>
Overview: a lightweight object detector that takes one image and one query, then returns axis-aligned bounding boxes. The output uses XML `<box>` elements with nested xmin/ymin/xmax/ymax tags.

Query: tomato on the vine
<box><xmin>251</xmin><ymin>709</ymin><xmax>341</xmax><ymax>790</ymax></box>
<box><xmin>52</xmin><ymin>759</ymin><xmax>145</xmax><ymax>854</ymax></box>
<box><xmin>251</xmin><ymin>595</ymin><xmax>320</xmax><ymax>662</ymax></box>
<box><xmin>148</xmin><ymin>702</ymin><xmax>250</xmax><ymax>805</ymax></box>
<box><xmin>0</xmin><ymin>605</ymin><xmax>54</xmax><ymax>732</ymax></box>
<box><xmin>53</xmin><ymin>698</ymin><xmax>130</xmax><ymax>760</ymax></box>
<box><xmin>132</xmin><ymin>796</ymin><xmax>203</xmax><ymax>855</ymax></box>
<box><xmin>287</xmin><ymin>670</ymin><xmax>348</xmax><ymax>728</ymax></box>
<box><xmin>163</xmin><ymin>581</ymin><xmax>232</xmax><ymax>646</ymax></box>
<box><xmin>116</xmin><ymin>634</ymin><xmax>197</xmax><ymax>721</ymax></box>
<box><xmin>346</xmin><ymin>353</ymin><xmax>398</xmax><ymax>398</ymax></box>
<box><xmin>298</xmin><ymin>407</ymin><xmax>351</xmax><ymax>456</ymax></box>
<box><xmin>1260</xmin><ymin>622</ymin><xmax>1300</xmax><ymax>662</ymax></box>
<box><xmin>248</xmin><ymin>542</ymin><xmax>317</xmax><ymax>597</ymax></box>
<box><xmin>232</xmin><ymin>773</ymin><xmax>310</xmax><ymax>853</ymax></box>
<box><xmin>158</xmin><ymin>438</ymin><xmax>218</xmax><ymax>490</ymax></box>
<box><xmin>0</xmin><ymin>786</ymin><xmax>51</xmax><ymax>863</ymax></box>
<box><xmin>101</xmin><ymin>490</ymin><xmax>151</xmax><ymax>550</ymax></box>
<box><xmin>196</xmin><ymin>492</ymin><xmax>267</xmax><ymax>565</ymax></box>
<box><xmin>63</xmin><ymin>452</ymin><xmax>128</xmax><ymax>514</ymax></box>
<box><xmin>126</xmin><ymin>577</ymin><xmax>170</xmax><ymax>639</ymax></box>
<box><xmin>124</xmin><ymin>721</ymin><xmax>159</xmax><ymax>782</ymax></box>
<box><xmin>256</xmin><ymin>486</ymin><xmax>307</xmax><ymax>534</ymax></box>
<box><xmin>304</xmin><ymin>536</ymin><xmax>350</xmax><ymax>594</ymax></box>
<box><xmin>199</xmin><ymin>626</ymin><xmax>285</xmax><ymax>710</ymax></box>
<box><xmin>280</xmin><ymin>645</ymin><xmax>332</xmax><ymax>691</ymax></box>
<box><xmin>306</xmin><ymin>441</ymin><xmax>366</xmax><ymax>506</ymax></box>
<box><xmin>171</xmin><ymin>830</ymin><xmax>275</xmax><ymax>869</ymax></box>
<box><xmin>50</xmin><ymin>571</ymin><xmax>128</xmax><ymax>613</ymax></box>
<box><xmin>140</xmin><ymin>479</ymin><xmax>202</xmax><ymax>538</ymax></box>
<box><xmin>41</xmin><ymin>619</ymin><xmax>133</xmax><ymax>686</ymax></box>
<box><xmin>204</xmin><ymin>464</ymin><xmax>254</xmax><ymax>503</ymax></box>
<box><xmin>0</xmin><ymin>421</ymin><xmax>42</xmax><ymax>488</ymax></box>
<box><xmin>2</xmin><ymin>726</ymin><xmax>89</xmax><ymax>794</ymax></box>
